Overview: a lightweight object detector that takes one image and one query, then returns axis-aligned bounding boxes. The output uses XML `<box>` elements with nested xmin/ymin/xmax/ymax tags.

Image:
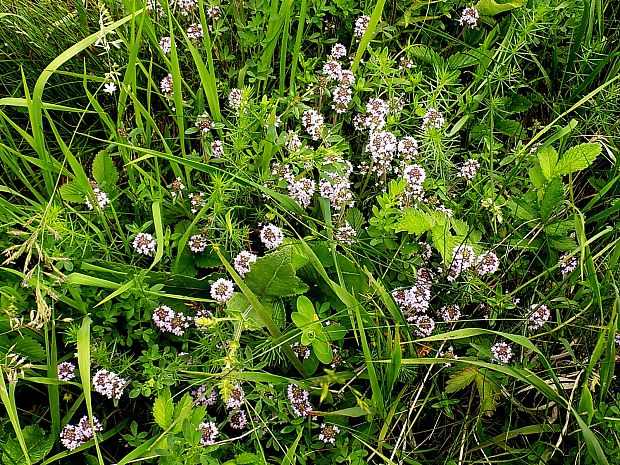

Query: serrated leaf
<box><xmin>171</xmin><ymin>248</ymin><xmax>197</xmax><ymax>277</ymax></box>
<box><xmin>554</xmin><ymin>143</ymin><xmax>602</xmax><ymax>176</ymax></box>
<box><xmin>548</xmin><ymin>236</ymin><xmax>578</xmax><ymax>251</ymax></box>
<box><xmin>92</xmin><ymin>151</ymin><xmax>118</xmax><ymax>188</ymax></box>
<box><xmin>59</xmin><ymin>181</ymin><xmax>84</xmax><ymax>203</ymax></box>
<box><xmin>153</xmin><ymin>389</ymin><xmax>174</xmax><ymax>430</ymax></box>
<box><xmin>1</xmin><ymin>425</ymin><xmax>54</xmax><ymax>465</ymax></box>
<box><xmin>529</xmin><ymin>160</ymin><xmax>546</xmax><ymax>188</ymax></box>
<box><xmin>540</xmin><ymin>177</ymin><xmax>565</xmax><ymax>222</ymax></box>
<box><xmin>0</xmin><ymin>335</ymin><xmax>46</xmax><ymax>363</ymax></box>
<box><xmin>172</xmin><ymin>394</ymin><xmax>193</xmax><ymax>434</ymax></box>
<box><xmin>495</xmin><ymin>117</ymin><xmax>523</xmax><ymax>138</ymax></box>
<box><xmin>446</xmin><ymin>366</ymin><xmax>477</xmax><ymax>393</ymax></box>
<box><xmin>475</xmin><ymin>0</ymin><xmax>526</xmax><ymax>16</ymax></box>
<box><xmin>244</xmin><ymin>248</ymin><xmax>303</xmax><ymax>298</ymax></box>
<box><xmin>396</xmin><ymin>208</ymin><xmax>436</xmax><ymax>235</ymax></box>
<box><xmin>408</xmin><ymin>44</ymin><xmax>443</xmax><ymax>65</ymax></box>
<box><xmin>476</xmin><ymin>371</ymin><xmax>499</xmax><ymax>415</ymax></box>
<box><xmin>538</xmin><ymin>146</ymin><xmax>559</xmax><ymax>180</ymax></box>
<box><xmin>447</xmin><ymin>52</ymin><xmax>480</xmax><ymax>69</ymax></box>
<box><xmin>506</xmin><ymin>94</ymin><xmax>532</xmax><ymax>114</ymax></box>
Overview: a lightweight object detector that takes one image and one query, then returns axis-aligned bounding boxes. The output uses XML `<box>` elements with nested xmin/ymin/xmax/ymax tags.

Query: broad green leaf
<box><xmin>537</xmin><ymin>146</ymin><xmax>558</xmax><ymax>180</ymax></box>
<box><xmin>554</xmin><ymin>143</ymin><xmax>602</xmax><ymax>176</ymax></box>
<box><xmin>396</xmin><ymin>208</ymin><xmax>436</xmax><ymax>235</ymax></box>
<box><xmin>2</xmin><ymin>425</ymin><xmax>54</xmax><ymax>465</ymax></box>
<box><xmin>539</xmin><ymin>177</ymin><xmax>565</xmax><ymax>222</ymax></box>
<box><xmin>59</xmin><ymin>181</ymin><xmax>84</xmax><ymax>203</ymax></box>
<box><xmin>92</xmin><ymin>151</ymin><xmax>119</xmax><ymax>188</ymax></box>
<box><xmin>446</xmin><ymin>366</ymin><xmax>477</xmax><ymax>393</ymax></box>
<box><xmin>245</xmin><ymin>248</ymin><xmax>303</xmax><ymax>298</ymax></box>
<box><xmin>313</xmin><ymin>339</ymin><xmax>333</xmax><ymax>364</ymax></box>
<box><xmin>226</xmin><ymin>293</ymin><xmax>274</xmax><ymax>330</ymax></box>
<box><xmin>528</xmin><ymin>160</ymin><xmax>546</xmax><ymax>188</ymax></box>
<box><xmin>296</xmin><ymin>296</ymin><xmax>316</xmax><ymax>320</ymax></box>
<box><xmin>475</xmin><ymin>0</ymin><xmax>526</xmax><ymax>16</ymax></box>
<box><xmin>153</xmin><ymin>388</ymin><xmax>174</xmax><ymax>430</ymax></box>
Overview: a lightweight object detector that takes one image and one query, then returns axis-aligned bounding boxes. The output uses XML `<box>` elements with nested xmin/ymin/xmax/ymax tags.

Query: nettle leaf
<box><xmin>528</xmin><ymin>160</ymin><xmax>546</xmax><ymax>189</ymax></box>
<box><xmin>1</xmin><ymin>425</ymin><xmax>54</xmax><ymax>465</ymax></box>
<box><xmin>396</xmin><ymin>208</ymin><xmax>437</xmax><ymax>235</ymax></box>
<box><xmin>245</xmin><ymin>247</ymin><xmax>303</xmax><ymax>298</ymax></box>
<box><xmin>538</xmin><ymin>146</ymin><xmax>559</xmax><ymax>180</ymax></box>
<box><xmin>539</xmin><ymin>177</ymin><xmax>565</xmax><ymax>222</ymax></box>
<box><xmin>475</xmin><ymin>0</ymin><xmax>526</xmax><ymax>16</ymax></box>
<box><xmin>431</xmin><ymin>225</ymin><xmax>465</xmax><ymax>264</ymax></box>
<box><xmin>59</xmin><ymin>181</ymin><xmax>84</xmax><ymax>203</ymax></box>
<box><xmin>92</xmin><ymin>151</ymin><xmax>119</xmax><ymax>188</ymax></box>
<box><xmin>153</xmin><ymin>388</ymin><xmax>174</xmax><ymax>430</ymax></box>
<box><xmin>554</xmin><ymin>143</ymin><xmax>602</xmax><ymax>176</ymax></box>
<box><xmin>446</xmin><ymin>366</ymin><xmax>478</xmax><ymax>393</ymax></box>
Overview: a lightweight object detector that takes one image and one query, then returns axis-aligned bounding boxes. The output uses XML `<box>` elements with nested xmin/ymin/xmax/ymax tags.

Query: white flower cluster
<box><xmin>260</xmin><ymin>224</ymin><xmax>284</xmax><ymax>249</ymax></box>
<box><xmin>160</xmin><ymin>73</ymin><xmax>174</xmax><ymax>96</ymax></box>
<box><xmin>173</xmin><ymin>0</ymin><xmax>197</xmax><ymax>16</ymax></box>
<box><xmin>319</xmin><ymin>424</ymin><xmax>340</xmax><ymax>444</ymax></box>
<box><xmin>331</xmin><ymin>43</ymin><xmax>347</xmax><ymax>59</ymax></box>
<box><xmin>335</xmin><ymin>220</ymin><xmax>357</xmax><ymax>245</ymax></box>
<box><xmin>189</xmin><ymin>192</ymin><xmax>206</xmax><ymax>214</ymax></box>
<box><xmin>398</xmin><ymin>136</ymin><xmax>419</xmax><ymax>161</ymax></box>
<box><xmin>57</xmin><ymin>361</ymin><xmax>76</xmax><ymax>381</ymax></box>
<box><xmin>491</xmin><ymin>341</ymin><xmax>513</xmax><ymax>363</ymax></box>
<box><xmin>169</xmin><ymin>177</ymin><xmax>185</xmax><ymax>197</ymax></box>
<box><xmin>133</xmin><ymin>233</ymin><xmax>156</xmax><ymax>256</ymax></box>
<box><xmin>448</xmin><ymin>246</ymin><xmax>499</xmax><ymax>281</ymax></box>
<box><xmin>286</xmin><ymin>132</ymin><xmax>303</xmax><ymax>152</ymax></box>
<box><xmin>459</xmin><ymin>159</ymin><xmax>480</xmax><ymax>181</ymax></box>
<box><xmin>332</xmin><ymin>84</ymin><xmax>353</xmax><ymax>114</ymax></box>
<box><xmin>229</xmin><ymin>409</ymin><xmax>248</xmax><ymax>429</ymax></box>
<box><xmin>85</xmin><ymin>185</ymin><xmax>110</xmax><ymax>210</ymax></box>
<box><xmin>401</xmin><ymin>163</ymin><xmax>426</xmax><ymax>204</ymax></box>
<box><xmin>147</xmin><ymin>0</ymin><xmax>164</xmax><ymax>15</ymax></box>
<box><xmin>197</xmin><ymin>421</ymin><xmax>219</xmax><ymax>446</ymax></box>
<box><xmin>210</xmin><ymin>278</ymin><xmax>235</xmax><ymax>304</ymax></box>
<box><xmin>206</xmin><ymin>5</ymin><xmax>222</xmax><ymax>20</ymax></box>
<box><xmin>475</xmin><ymin>251</ymin><xmax>500</xmax><ymax>276</ymax></box>
<box><xmin>195</xmin><ymin>112</ymin><xmax>214</xmax><ymax>133</ymax></box>
<box><xmin>60</xmin><ymin>416</ymin><xmax>103</xmax><ymax>450</ymax></box>
<box><xmin>288</xmin><ymin>177</ymin><xmax>316</xmax><ymax>208</ymax></box>
<box><xmin>291</xmin><ymin>342</ymin><xmax>311</xmax><ymax>359</ymax></box>
<box><xmin>354</xmin><ymin>15</ymin><xmax>371</xmax><ymax>39</ymax></box>
<box><xmin>392</xmin><ymin>269</ymin><xmax>435</xmax><ymax>332</ymax></box>
<box><xmin>301</xmin><ymin>109</ymin><xmax>325</xmax><ymax>140</ymax></box>
<box><xmin>559</xmin><ymin>253</ymin><xmax>577</xmax><ymax>277</ymax></box>
<box><xmin>224</xmin><ymin>383</ymin><xmax>245</xmax><ymax>410</ymax></box>
<box><xmin>439</xmin><ymin>304</ymin><xmax>461</xmax><ymax>322</ymax></box>
<box><xmin>189</xmin><ymin>234</ymin><xmax>207</xmax><ymax>253</ymax></box>
<box><xmin>152</xmin><ymin>304</ymin><xmax>190</xmax><ymax>335</ymax></box>
<box><xmin>192</xmin><ymin>384</ymin><xmax>218</xmax><ymax>407</ymax></box>
<box><xmin>234</xmin><ymin>251</ymin><xmax>257</xmax><ymax>277</ymax></box>
<box><xmin>187</xmin><ymin>23</ymin><xmax>203</xmax><ymax>40</ymax></box>
<box><xmin>527</xmin><ymin>304</ymin><xmax>550</xmax><ymax>331</ymax></box>
<box><xmin>319</xmin><ymin>172</ymin><xmax>354</xmax><ymax>211</ymax></box>
<box><xmin>366</xmin><ymin>130</ymin><xmax>397</xmax><ymax>179</ymax></box>
<box><xmin>422</xmin><ymin>108</ymin><xmax>445</xmax><ymax>131</ymax></box>
<box><xmin>322</xmin><ymin>60</ymin><xmax>342</xmax><ymax>80</ymax></box>
<box><xmin>287</xmin><ymin>383</ymin><xmax>313</xmax><ymax>417</ymax></box>
<box><xmin>459</xmin><ymin>7</ymin><xmax>480</xmax><ymax>28</ymax></box>
<box><xmin>228</xmin><ymin>88</ymin><xmax>244</xmax><ymax>110</ymax></box>
<box><xmin>93</xmin><ymin>369</ymin><xmax>126</xmax><ymax>399</ymax></box>
<box><xmin>159</xmin><ymin>36</ymin><xmax>173</xmax><ymax>54</ymax></box>
<box><xmin>211</xmin><ymin>140</ymin><xmax>224</xmax><ymax>157</ymax></box>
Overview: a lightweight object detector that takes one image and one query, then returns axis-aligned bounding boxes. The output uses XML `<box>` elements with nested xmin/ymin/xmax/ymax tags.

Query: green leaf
<box><xmin>528</xmin><ymin>160</ymin><xmax>546</xmax><ymax>189</ymax></box>
<box><xmin>446</xmin><ymin>366</ymin><xmax>477</xmax><ymax>393</ymax></box>
<box><xmin>396</xmin><ymin>208</ymin><xmax>437</xmax><ymax>235</ymax></box>
<box><xmin>476</xmin><ymin>370</ymin><xmax>499</xmax><ymax>415</ymax></box>
<box><xmin>91</xmin><ymin>151</ymin><xmax>118</xmax><ymax>188</ymax></box>
<box><xmin>153</xmin><ymin>388</ymin><xmax>174</xmax><ymax>430</ymax></box>
<box><xmin>313</xmin><ymin>338</ymin><xmax>333</xmax><ymax>364</ymax></box>
<box><xmin>59</xmin><ymin>181</ymin><xmax>84</xmax><ymax>203</ymax></box>
<box><xmin>226</xmin><ymin>293</ymin><xmax>274</xmax><ymax>330</ymax></box>
<box><xmin>244</xmin><ymin>247</ymin><xmax>303</xmax><ymax>298</ymax></box>
<box><xmin>474</xmin><ymin>0</ymin><xmax>526</xmax><ymax>16</ymax></box>
<box><xmin>554</xmin><ymin>143</ymin><xmax>602</xmax><ymax>176</ymax></box>
<box><xmin>538</xmin><ymin>146</ymin><xmax>559</xmax><ymax>180</ymax></box>
<box><xmin>2</xmin><ymin>425</ymin><xmax>54</xmax><ymax>465</ymax></box>
<box><xmin>539</xmin><ymin>177</ymin><xmax>565</xmax><ymax>222</ymax></box>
